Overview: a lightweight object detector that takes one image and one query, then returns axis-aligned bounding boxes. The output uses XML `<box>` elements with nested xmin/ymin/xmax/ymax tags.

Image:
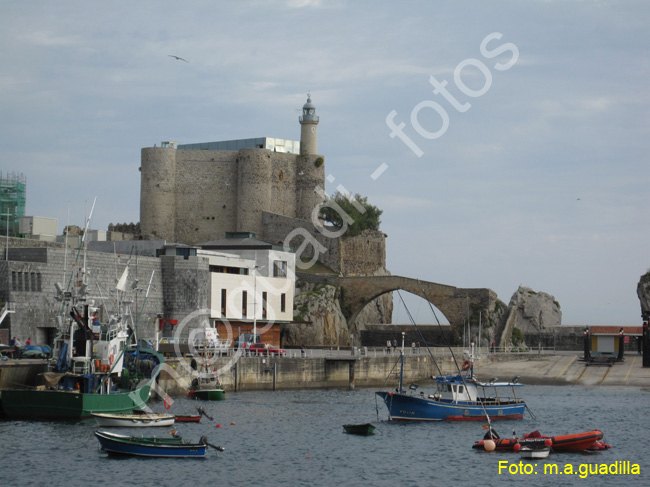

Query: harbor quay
<box><xmin>2</xmin><ymin>348</ymin><xmax>649</xmax><ymax>400</ymax></box>
<box><xmin>157</xmin><ymin>346</ymin><xmax>650</xmax><ymax>395</ymax></box>
<box><xmin>157</xmin><ymin>348</ymin><xmax>448</xmax><ymax>395</ymax></box>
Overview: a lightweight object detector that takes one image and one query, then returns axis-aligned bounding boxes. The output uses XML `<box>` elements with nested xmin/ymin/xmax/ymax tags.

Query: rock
<box><xmin>637</xmin><ymin>270</ymin><xmax>650</xmax><ymax>319</ymax></box>
<box><xmin>285</xmin><ymin>283</ymin><xmax>350</xmax><ymax>346</ymax></box>
<box><xmin>507</xmin><ymin>286</ymin><xmax>562</xmax><ymax>334</ymax></box>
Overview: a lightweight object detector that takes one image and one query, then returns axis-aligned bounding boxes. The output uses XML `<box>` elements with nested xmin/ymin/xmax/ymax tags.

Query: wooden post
<box><xmin>273</xmin><ymin>362</ymin><xmax>277</xmax><ymax>391</ymax></box>
<box><xmin>234</xmin><ymin>361</ymin><xmax>238</xmax><ymax>392</ymax></box>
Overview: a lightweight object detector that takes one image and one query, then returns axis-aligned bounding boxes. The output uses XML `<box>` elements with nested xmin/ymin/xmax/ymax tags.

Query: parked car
<box><xmin>248</xmin><ymin>343</ymin><xmax>286</xmax><ymax>356</ymax></box>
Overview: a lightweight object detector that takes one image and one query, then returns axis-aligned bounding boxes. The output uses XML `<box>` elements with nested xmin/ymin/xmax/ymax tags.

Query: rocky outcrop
<box><xmin>499</xmin><ymin>286</ymin><xmax>562</xmax><ymax>346</ymax></box>
<box><xmin>638</xmin><ymin>270</ymin><xmax>650</xmax><ymax>319</ymax></box>
<box><xmin>284</xmin><ymin>283</ymin><xmax>350</xmax><ymax>347</ymax></box>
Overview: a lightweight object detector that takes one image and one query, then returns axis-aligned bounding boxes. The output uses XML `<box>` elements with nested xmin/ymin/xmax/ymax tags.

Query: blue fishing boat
<box><xmin>376</xmin><ymin>335</ymin><xmax>526</xmax><ymax>421</ymax></box>
<box><xmin>376</xmin><ymin>291</ymin><xmax>528</xmax><ymax>422</ymax></box>
<box><xmin>94</xmin><ymin>430</ymin><xmax>224</xmax><ymax>458</ymax></box>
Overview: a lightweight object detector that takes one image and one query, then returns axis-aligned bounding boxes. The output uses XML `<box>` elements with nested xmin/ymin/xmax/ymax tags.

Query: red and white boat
<box><xmin>473</xmin><ymin>429</ymin><xmax>610</xmax><ymax>452</ymax></box>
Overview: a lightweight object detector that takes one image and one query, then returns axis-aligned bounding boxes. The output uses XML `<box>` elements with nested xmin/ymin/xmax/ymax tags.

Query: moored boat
<box><xmin>92</xmin><ymin>412</ymin><xmax>175</xmax><ymax>427</ymax></box>
<box><xmin>188</xmin><ymin>388</ymin><xmax>226</xmax><ymax>401</ymax></box>
<box><xmin>188</xmin><ymin>376</ymin><xmax>226</xmax><ymax>401</ymax></box>
<box><xmin>0</xmin><ymin>261</ymin><xmax>165</xmax><ymax>420</ymax></box>
<box><xmin>343</xmin><ymin>423</ymin><xmax>377</xmax><ymax>435</ymax></box>
<box><xmin>174</xmin><ymin>414</ymin><xmax>202</xmax><ymax>423</ymax></box>
<box><xmin>473</xmin><ymin>430</ymin><xmax>608</xmax><ymax>452</ymax></box>
<box><xmin>376</xmin><ymin>336</ymin><xmax>526</xmax><ymax>421</ymax></box>
<box><xmin>94</xmin><ymin>430</ymin><xmax>223</xmax><ymax>458</ymax></box>
<box><xmin>518</xmin><ymin>444</ymin><xmax>551</xmax><ymax>459</ymax></box>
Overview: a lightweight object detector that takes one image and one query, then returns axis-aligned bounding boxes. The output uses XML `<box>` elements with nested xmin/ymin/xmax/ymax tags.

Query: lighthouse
<box><xmin>299</xmin><ymin>94</ymin><xmax>319</xmax><ymax>155</ymax></box>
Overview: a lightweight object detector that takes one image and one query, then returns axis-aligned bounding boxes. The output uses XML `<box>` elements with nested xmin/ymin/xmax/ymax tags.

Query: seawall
<box><xmin>157</xmin><ymin>349</ymin><xmax>650</xmax><ymax>396</ymax></box>
<box><xmin>157</xmin><ymin>350</ymin><xmax>464</xmax><ymax>396</ymax></box>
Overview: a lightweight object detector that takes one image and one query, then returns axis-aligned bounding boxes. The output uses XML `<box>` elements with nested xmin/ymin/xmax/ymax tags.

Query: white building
<box><xmin>198</xmin><ymin>234</ymin><xmax>296</xmax><ymax>326</ymax></box>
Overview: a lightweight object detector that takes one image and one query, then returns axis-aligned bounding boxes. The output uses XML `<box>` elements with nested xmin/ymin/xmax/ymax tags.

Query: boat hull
<box><xmin>343</xmin><ymin>423</ymin><xmax>376</xmax><ymax>435</ymax></box>
<box><xmin>473</xmin><ymin>430</ymin><xmax>604</xmax><ymax>452</ymax></box>
<box><xmin>519</xmin><ymin>446</ymin><xmax>550</xmax><ymax>459</ymax></box>
<box><xmin>0</xmin><ymin>385</ymin><xmax>152</xmax><ymax>420</ymax></box>
<box><xmin>174</xmin><ymin>415</ymin><xmax>202</xmax><ymax>423</ymax></box>
<box><xmin>92</xmin><ymin>413</ymin><xmax>175</xmax><ymax>427</ymax></box>
<box><xmin>94</xmin><ymin>431</ymin><xmax>207</xmax><ymax>458</ymax></box>
<box><xmin>375</xmin><ymin>391</ymin><xmax>525</xmax><ymax>421</ymax></box>
<box><xmin>189</xmin><ymin>389</ymin><xmax>225</xmax><ymax>401</ymax></box>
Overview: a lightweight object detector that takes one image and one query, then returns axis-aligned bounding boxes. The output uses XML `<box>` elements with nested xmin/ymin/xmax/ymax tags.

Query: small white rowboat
<box><xmin>91</xmin><ymin>412</ymin><xmax>176</xmax><ymax>427</ymax></box>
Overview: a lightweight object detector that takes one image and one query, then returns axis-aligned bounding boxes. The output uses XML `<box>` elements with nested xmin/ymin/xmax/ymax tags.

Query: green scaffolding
<box><xmin>0</xmin><ymin>172</ymin><xmax>26</xmax><ymax>237</ymax></box>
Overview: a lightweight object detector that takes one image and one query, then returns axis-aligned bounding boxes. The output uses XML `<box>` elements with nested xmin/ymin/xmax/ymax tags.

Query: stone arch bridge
<box><xmin>302</xmin><ymin>274</ymin><xmax>499</xmax><ymax>332</ymax></box>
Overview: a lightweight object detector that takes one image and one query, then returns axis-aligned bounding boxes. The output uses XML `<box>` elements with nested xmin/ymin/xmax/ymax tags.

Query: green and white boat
<box><xmin>188</xmin><ymin>376</ymin><xmax>226</xmax><ymax>401</ymax></box>
<box><xmin>0</xmin><ymin>256</ymin><xmax>165</xmax><ymax>420</ymax></box>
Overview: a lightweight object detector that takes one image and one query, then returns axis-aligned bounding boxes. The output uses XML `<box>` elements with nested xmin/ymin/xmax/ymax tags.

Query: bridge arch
<box><xmin>332</xmin><ymin>275</ymin><xmax>498</xmax><ymax>334</ymax></box>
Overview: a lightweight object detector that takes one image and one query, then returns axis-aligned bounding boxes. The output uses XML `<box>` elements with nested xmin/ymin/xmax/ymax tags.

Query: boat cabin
<box><xmin>431</xmin><ymin>375</ymin><xmax>525</xmax><ymax>405</ymax></box>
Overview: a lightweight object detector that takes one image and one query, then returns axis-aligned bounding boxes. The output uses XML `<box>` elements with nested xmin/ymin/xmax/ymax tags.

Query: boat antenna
<box><xmin>58</xmin><ymin>197</ymin><xmax>97</xmax><ymax>317</ymax></box>
<box><xmin>396</xmin><ymin>290</ymin><xmax>442</xmax><ymax>376</ymax></box>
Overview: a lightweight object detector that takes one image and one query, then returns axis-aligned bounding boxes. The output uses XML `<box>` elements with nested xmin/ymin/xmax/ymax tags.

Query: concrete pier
<box><xmin>475</xmin><ymin>351</ymin><xmax>650</xmax><ymax>388</ymax></box>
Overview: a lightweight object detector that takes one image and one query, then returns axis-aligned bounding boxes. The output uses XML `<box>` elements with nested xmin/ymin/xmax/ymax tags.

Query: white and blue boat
<box><xmin>376</xmin><ymin>339</ymin><xmax>526</xmax><ymax>422</ymax></box>
<box><xmin>94</xmin><ymin>430</ymin><xmax>223</xmax><ymax>458</ymax></box>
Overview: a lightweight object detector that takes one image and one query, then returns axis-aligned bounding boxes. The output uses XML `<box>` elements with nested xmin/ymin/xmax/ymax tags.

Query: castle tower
<box><xmin>140</xmin><ymin>147</ymin><xmax>177</xmax><ymax>240</ymax></box>
<box><xmin>299</xmin><ymin>94</ymin><xmax>319</xmax><ymax>155</ymax></box>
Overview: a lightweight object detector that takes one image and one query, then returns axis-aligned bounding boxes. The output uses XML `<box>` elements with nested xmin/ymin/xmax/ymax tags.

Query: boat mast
<box><xmin>398</xmin><ymin>331</ymin><xmax>405</xmax><ymax>394</ymax></box>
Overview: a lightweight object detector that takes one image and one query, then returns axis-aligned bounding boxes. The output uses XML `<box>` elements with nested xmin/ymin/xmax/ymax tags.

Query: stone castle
<box><xmin>139</xmin><ymin>95</ymin><xmax>388</xmax><ymax>279</ymax></box>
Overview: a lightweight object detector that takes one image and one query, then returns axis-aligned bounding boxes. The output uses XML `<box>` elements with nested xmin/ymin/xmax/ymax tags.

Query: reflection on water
<box><xmin>1</xmin><ymin>386</ymin><xmax>648</xmax><ymax>486</ymax></box>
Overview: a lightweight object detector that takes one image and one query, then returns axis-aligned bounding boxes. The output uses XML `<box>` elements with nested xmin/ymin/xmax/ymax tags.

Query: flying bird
<box><xmin>168</xmin><ymin>55</ymin><xmax>189</xmax><ymax>62</ymax></box>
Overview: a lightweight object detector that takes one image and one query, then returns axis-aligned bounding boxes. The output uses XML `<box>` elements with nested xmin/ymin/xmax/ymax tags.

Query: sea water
<box><xmin>1</xmin><ymin>385</ymin><xmax>648</xmax><ymax>487</ymax></box>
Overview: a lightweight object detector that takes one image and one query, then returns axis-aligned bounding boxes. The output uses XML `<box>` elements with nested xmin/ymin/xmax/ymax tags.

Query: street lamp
<box><xmin>252</xmin><ymin>263</ymin><xmax>265</xmax><ymax>341</ymax></box>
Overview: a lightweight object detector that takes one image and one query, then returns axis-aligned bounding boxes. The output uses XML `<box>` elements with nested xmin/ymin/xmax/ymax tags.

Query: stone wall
<box><xmin>140</xmin><ymin>148</ymin><xmax>325</xmax><ymax>244</ymax></box>
<box><xmin>0</xmin><ymin>247</ymin><xmax>164</xmax><ymax>345</ymax></box>
<box><xmin>261</xmin><ymin>212</ymin><xmax>340</xmax><ymax>273</ymax></box>
<box><xmin>0</xmin><ymin>242</ymin><xmax>218</xmax><ymax>346</ymax></box>
<box><xmin>160</xmin><ymin>254</ymin><xmax>211</xmax><ymax>336</ymax></box>
<box><xmin>157</xmin><ymin>353</ymin><xmax>446</xmax><ymax>394</ymax></box>
<box><xmin>339</xmin><ymin>230</ymin><xmax>386</xmax><ymax>275</ymax></box>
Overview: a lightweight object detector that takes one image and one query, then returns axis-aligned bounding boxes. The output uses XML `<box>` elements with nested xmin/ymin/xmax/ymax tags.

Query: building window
<box><xmin>262</xmin><ymin>292</ymin><xmax>267</xmax><ymax>319</ymax></box>
<box><xmin>242</xmin><ymin>291</ymin><xmax>248</xmax><ymax>318</ymax></box>
<box><xmin>273</xmin><ymin>260</ymin><xmax>287</xmax><ymax>277</ymax></box>
<box><xmin>37</xmin><ymin>273</ymin><xmax>42</xmax><ymax>292</ymax></box>
<box><xmin>31</xmin><ymin>273</ymin><xmax>36</xmax><ymax>292</ymax></box>
<box><xmin>210</xmin><ymin>265</ymin><xmax>248</xmax><ymax>275</ymax></box>
<box><xmin>281</xmin><ymin>293</ymin><xmax>286</xmax><ymax>313</ymax></box>
<box><xmin>11</xmin><ymin>271</ymin><xmax>16</xmax><ymax>291</ymax></box>
<box><xmin>17</xmin><ymin>272</ymin><xmax>23</xmax><ymax>291</ymax></box>
<box><xmin>221</xmin><ymin>289</ymin><xmax>227</xmax><ymax>317</ymax></box>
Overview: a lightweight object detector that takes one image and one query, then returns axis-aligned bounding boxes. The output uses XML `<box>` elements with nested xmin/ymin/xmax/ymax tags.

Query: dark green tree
<box><xmin>319</xmin><ymin>192</ymin><xmax>382</xmax><ymax>237</ymax></box>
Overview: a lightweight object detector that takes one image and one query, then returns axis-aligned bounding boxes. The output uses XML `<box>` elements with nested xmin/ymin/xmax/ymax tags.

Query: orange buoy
<box><xmin>484</xmin><ymin>440</ymin><xmax>496</xmax><ymax>451</ymax></box>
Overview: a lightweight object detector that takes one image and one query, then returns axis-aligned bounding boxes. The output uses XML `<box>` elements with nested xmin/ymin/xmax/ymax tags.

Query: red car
<box><xmin>248</xmin><ymin>343</ymin><xmax>286</xmax><ymax>356</ymax></box>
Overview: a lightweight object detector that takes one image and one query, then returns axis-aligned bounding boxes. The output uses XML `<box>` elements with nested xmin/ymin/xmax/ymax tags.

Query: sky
<box><xmin>1</xmin><ymin>1</ymin><xmax>648</xmax><ymax>327</ymax></box>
